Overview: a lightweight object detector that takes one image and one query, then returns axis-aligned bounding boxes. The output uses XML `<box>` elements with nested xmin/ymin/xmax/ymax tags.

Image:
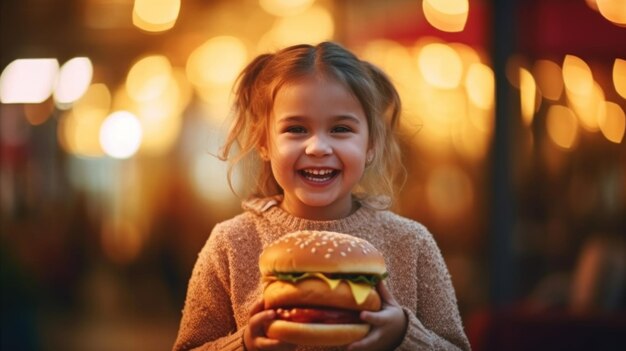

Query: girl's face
<box><xmin>266</xmin><ymin>75</ymin><xmax>371</xmax><ymax>220</ymax></box>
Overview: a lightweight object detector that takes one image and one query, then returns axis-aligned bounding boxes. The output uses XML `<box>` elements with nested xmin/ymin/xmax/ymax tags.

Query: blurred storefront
<box><xmin>1</xmin><ymin>1</ymin><xmax>625</xmax><ymax>350</ymax></box>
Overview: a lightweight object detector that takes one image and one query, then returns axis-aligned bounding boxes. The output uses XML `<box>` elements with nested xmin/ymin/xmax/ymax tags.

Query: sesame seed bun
<box><xmin>259</xmin><ymin>230</ymin><xmax>386</xmax><ymax>276</ymax></box>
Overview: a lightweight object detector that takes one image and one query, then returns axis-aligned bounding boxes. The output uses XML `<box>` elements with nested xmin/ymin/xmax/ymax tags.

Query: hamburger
<box><xmin>259</xmin><ymin>230</ymin><xmax>388</xmax><ymax>346</ymax></box>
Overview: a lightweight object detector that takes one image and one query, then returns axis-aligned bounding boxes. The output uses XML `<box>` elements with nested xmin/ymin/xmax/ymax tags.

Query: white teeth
<box><xmin>303</xmin><ymin>169</ymin><xmax>333</xmax><ymax>176</ymax></box>
<box><xmin>300</xmin><ymin>169</ymin><xmax>336</xmax><ymax>182</ymax></box>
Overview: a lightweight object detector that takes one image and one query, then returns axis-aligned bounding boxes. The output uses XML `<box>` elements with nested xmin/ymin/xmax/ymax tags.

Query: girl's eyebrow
<box><xmin>276</xmin><ymin>115</ymin><xmax>362</xmax><ymax>124</ymax></box>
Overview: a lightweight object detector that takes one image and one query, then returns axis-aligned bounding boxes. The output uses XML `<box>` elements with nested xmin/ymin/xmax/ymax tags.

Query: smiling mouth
<box><xmin>298</xmin><ymin>169</ymin><xmax>340</xmax><ymax>183</ymax></box>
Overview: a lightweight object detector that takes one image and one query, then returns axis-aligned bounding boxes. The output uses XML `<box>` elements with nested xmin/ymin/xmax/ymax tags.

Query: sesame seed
<box><xmin>340</xmin><ymin>252</ymin><xmax>346</xmax><ymax>256</ymax></box>
<box><xmin>311</xmin><ymin>248</ymin><xmax>316</xmax><ymax>253</ymax></box>
<box><xmin>324</xmin><ymin>253</ymin><xmax>331</xmax><ymax>259</ymax></box>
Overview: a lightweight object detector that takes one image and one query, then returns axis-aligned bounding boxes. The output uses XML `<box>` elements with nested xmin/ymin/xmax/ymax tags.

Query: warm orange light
<box><xmin>58</xmin><ymin>83</ymin><xmax>111</xmax><ymax>157</ymax></box>
<box><xmin>58</xmin><ymin>110</ymin><xmax>105</xmax><ymax>157</ymax></box>
<box><xmin>426</xmin><ymin>165</ymin><xmax>474</xmax><ymax>220</ymax></box>
<box><xmin>520</xmin><ymin>68</ymin><xmax>538</xmax><ymax>126</ymax></box>
<box><xmin>596</xmin><ymin>0</ymin><xmax>626</xmax><ymax>26</ymax></box>
<box><xmin>126</xmin><ymin>55</ymin><xmax>172</xmax><ymax>102</ymax></box>
<box><xmin>133</xmin><ymin>0</ymin><xmax>180</xmax><ymax>32</ymax></box>
<box><xmin>259</xmin><ymin>0</ymin><xmax>314</xmax><ymax>17</ymax></box>
<box><xmin>533</xmin><ymin>59</ymin><xmax>564</xmax><ymax>101</ymax></box>
<box><xmin>465</xmin><ymin>62</ymin><xmax>495</xmax><ymax>110</ymax></box>
<box><xmin>414</xmin><ymin>88</ymin><xmax>467</xmax><ymax>152</ymax></box>
<box><xmin>568</xmin><ymin>81</ymin><xmax>604</xmax><ymax>132</ymax></box>
<box><xmin>422</xmin><ymin>0</ymin><xmax>469</xmax><ymax>33</ymax></box>
<box><xmin>259</xmin><ymin>5</ymin><xmax>334</xmax><ymax>50</ymax></box>
<box><xmin>613</xmin><ymin>58</ymin><xmax>626</xmax><ymax>99</ymax></box>
<box><xmin>418</xmin><ymin>43</ymin><xmax>463</xmax><ymax>89</ymax></box>
<box><xmin>136</xmin><ymin>77</ymin><xmax>183</xmax><ymax>156</ymax></box>
<box><xmin>546</xmin><ymin>105</ymin><xmax>579</xmax><ymax>149</ymax></box>
<box><xmin>563</xmin><ymin>55</ymin><xmax>594</xmax><ymax>96</ymax></box>
<box><xmin>360</xmin><ymin>40</ymin><xmax>417</xmax><ymax>94</ymax></box>
<box><xmin>452</xmin><ymin>115</ymin><xmax>491</xmax><ymax>160</ymax></box>
<box><xmin>187</xmin><ymin>36</ymin><xmax>248</xmax><ymax>87</ymax></box>
<box><xmin>598</xmin><ymin>101</ymin><xmax>625</xmax><ymax>143</ymax></box>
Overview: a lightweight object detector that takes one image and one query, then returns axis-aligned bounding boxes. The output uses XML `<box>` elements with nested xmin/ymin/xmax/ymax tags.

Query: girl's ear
<box><xmin>259</xmin><ymin>146</ymin><xmax>270</xmax><ymax>161</ymax></box>
<box><xmin>366</xmin><ymin>149</ymin><xmax>374</xmax><ymax>165</ymax></box>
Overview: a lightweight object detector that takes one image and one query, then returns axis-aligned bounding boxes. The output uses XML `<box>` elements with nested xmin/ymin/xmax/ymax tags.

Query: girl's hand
<box><xmin>244</xmin><ymin>299</ymin><xmax>296</xmax><ymax>351</ymax></box>
<box><xmin>347</xmin><ymin>282</ymin><xmax>408</xmax><ymax>351</ymax></box>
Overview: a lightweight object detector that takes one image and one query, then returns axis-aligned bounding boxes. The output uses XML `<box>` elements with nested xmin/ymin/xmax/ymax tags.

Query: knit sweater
<box><xmin>173</xmin><ymin>197</ymin><xmax>471</xmax><ymax>351</ymax></box>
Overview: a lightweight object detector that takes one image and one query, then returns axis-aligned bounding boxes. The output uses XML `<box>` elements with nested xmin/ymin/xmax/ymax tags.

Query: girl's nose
<box><xmin>305</xmin><ymin>135</ymin><xmax>332</xmax><ymax>157</ymax></box>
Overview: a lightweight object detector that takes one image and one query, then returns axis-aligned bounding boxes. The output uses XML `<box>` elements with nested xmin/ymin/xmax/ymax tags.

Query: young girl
<box><xmin>173</xmin><ymin>42</ymin><xmax>470</xmax><ymax>351</ymax></box>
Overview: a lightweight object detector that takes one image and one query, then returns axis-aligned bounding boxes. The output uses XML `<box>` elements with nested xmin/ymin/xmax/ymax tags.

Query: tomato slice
<box><xmin>275</xmin><ymin>307</ymin><xmax>362</xmax><ymax>324</ymax></box>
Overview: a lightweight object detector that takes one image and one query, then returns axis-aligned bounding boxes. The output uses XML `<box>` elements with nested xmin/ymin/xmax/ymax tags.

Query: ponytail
<box><xmin>219</xmin><ymin>53</ymin><xmax>277</xmax><ymax>198</ymax></box>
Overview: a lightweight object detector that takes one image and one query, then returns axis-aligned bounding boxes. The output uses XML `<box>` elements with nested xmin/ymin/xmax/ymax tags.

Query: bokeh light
<box><xmin>58</xmin><ymin>83</ymin><xmax>111</xmax><ymax>157</ymax></box>
<box><xmin>598</xmin><ymin>101</ymin><xmax>626</xmax><ymax>143</ymax></box>
<box><xmin>0</xmin><ymin>58</ymin><xmax>59</xmax><ymax>103</ymax></box>
<box><xmin>465</xmin><ymin>62</ymin><xmax>495</xmax><ymax>110</ymax></box>
<box><xmin>613</xmin><ymin>58</ymin><xmax>626</xmax><ymax>99</ymax></box>
<box><xmin>259</xmin><ymin>0</ymin><xmax>314</xmax><ymax>17</ymax></box>
<box><xmin>568</xmin><ymin>81</ymin><xmax>604</xmax><ymax>132</ymax></box>
<box><xmin>596</xmin><ymin>0</ymin><xmax>626</xmax><ymax>26</ymax></box>
<box><xmin>563</xmin><ymin>54</ymin><xmax>594</xmax><ymax>96</ymax></box>
<box><xmin>533</xmin><ymin>59</ymin><xmax>564</xmax><ymax>101</ymax></box>
<box><xmin>100</xmin><ymin>111</ymin><xmax>143</xmax><ymax>159</ymax></box>
<box><xmin>126</xmin><ymin>55</ymin><xmax>173</xmax><ymax>102</ymax></box>
<box><xmin>259</xmin><ymin>5</ymin><xmax>334</xmax><ymax>50</ymax></box>
<box><xmin>546</xmin><ymin>105</ymin><xmax>579</xmax><ymax>149</ymax></box>
<box><xmin>422</xmin><ymin>0</ymin><xmax>469</xmax><ymax>33</ymax></box>
<box><xmin>54</xmin><ymin>57</ymin><xmax>94</xmax><ymax>108</ymax></box>
<box><xmin>187</xmin><ymin>36</ymin><xmax>248</xmax><ymax>87</ymax></box>
<box><xmin>520</xmin><ymin>68</ymin><xmax>538</xmax><ymax>126</ymax></box>
<box><xmin>418</xmin><ymin>43</ymin><xmax>463</xmax><ymax>89</ymax></box>
<box><xmin>133</xmin><ymin>0</ymin><xmax>180</xmax><ymax>32</ymax></box>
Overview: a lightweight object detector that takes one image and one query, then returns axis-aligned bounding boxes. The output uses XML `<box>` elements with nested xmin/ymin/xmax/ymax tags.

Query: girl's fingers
<box><xmin>249</xmin><ymin>309</ymin><xmax>276</xmax><ymax>335</ymax></box>
<box><xmin>377</xmin><ymin>281</ymin><xmax>398</xmax><ymax>305</ymax></box>
<box><xmin>249</xmin><ymin>298</ymin><xmax>266</xmax><ymax>317</ymax></box>
<box><xmin>254</xmin><ymin>337</ymin><xmax>282</xmax><ymax>349</ymax></box>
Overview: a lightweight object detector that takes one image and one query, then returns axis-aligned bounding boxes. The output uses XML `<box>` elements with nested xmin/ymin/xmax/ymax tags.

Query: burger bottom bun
<box><xmin>264</xmin><ymin>279</ymin><xmax>381</xmax><ymax>311</ymax></box>
<box><xmin>266</xmin><ymin>320</ymin><xmax>370</xmax><ymax>346</ymax></box>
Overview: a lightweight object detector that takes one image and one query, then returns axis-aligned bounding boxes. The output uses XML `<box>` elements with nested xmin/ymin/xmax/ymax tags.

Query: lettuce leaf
<box><xmin>273</xmin><ymin>271</ymin><xmax>388</xmax><ymax>286</ymax></box>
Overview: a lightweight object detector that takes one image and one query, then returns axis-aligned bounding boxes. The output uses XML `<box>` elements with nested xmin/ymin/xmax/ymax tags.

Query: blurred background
<box><xmin>1</xmin><ymin>0</ymin><xmax>625</xmax><ymax>350</ymax></box>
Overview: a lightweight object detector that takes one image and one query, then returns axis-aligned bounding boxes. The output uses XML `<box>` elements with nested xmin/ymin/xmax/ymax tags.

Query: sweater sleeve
<box><xmin>172</xmin><ymin>225</ymin><xmax>246</xmax><ymax>351</ymax></box>
<box><xmin>396</xmin><ymin>230</ymin><xmax>471</xmax><ymax>351</ymax></box>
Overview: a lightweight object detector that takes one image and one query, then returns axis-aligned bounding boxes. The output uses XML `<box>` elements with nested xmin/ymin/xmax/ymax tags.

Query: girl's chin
<box><xmin>288</xmin><ymin>194</ymin><xmax>353</xmax><ymax>217</ymax></box>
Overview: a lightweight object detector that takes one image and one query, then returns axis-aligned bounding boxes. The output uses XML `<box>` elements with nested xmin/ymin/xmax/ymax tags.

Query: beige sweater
<box><xmin>173</xmin><ymin>197</ymin><xmax>471</xmax><ymax>351</ymax></box>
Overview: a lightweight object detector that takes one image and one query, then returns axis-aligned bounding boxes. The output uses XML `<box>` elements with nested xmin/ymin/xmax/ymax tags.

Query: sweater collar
<box><xmin>242</xmin><ymin>195</ymin><xmax>377</xmax><ymax>233</ymax></box>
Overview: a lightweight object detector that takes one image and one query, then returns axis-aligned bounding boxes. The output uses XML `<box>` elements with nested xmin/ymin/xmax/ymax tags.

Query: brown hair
<box><xmin>219</xmin><ymin>42</ymin><xmax>404</xmax><ymax>207</ymax></box>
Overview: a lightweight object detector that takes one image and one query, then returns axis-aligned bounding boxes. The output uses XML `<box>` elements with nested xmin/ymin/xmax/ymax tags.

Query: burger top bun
<box><xmin>259</xmin><ymin>230</ymin><xmax>386</xmax><ymax>276</ymax></box>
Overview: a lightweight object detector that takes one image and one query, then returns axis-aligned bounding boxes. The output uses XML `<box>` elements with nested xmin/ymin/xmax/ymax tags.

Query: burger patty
<box><xmin>275</xmin><ymin>307</ymin><xmax>363</xmax><ymax>324</ymax></box>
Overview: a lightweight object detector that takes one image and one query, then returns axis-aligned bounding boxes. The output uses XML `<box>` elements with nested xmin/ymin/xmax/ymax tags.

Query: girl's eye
<box><xmin>332</xmin><ymin>125</ymin><xmax>353</xmax><ymax>133</ymax></box>
<box><xmin>285</xmin><ymin>126</ymin><xmax>307</xmax><ymax>134</ymax></box>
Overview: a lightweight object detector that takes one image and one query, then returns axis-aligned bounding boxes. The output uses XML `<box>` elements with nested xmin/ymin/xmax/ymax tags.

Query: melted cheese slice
<box><xmin>310</xmin><ymin>273</ymin><xmax>342</xmax><ymax>290</ymax></box>
<box><xmin>347</xmin><ymin>280</ymin><xmax>373</xmax><ymax>305</ymax></box>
